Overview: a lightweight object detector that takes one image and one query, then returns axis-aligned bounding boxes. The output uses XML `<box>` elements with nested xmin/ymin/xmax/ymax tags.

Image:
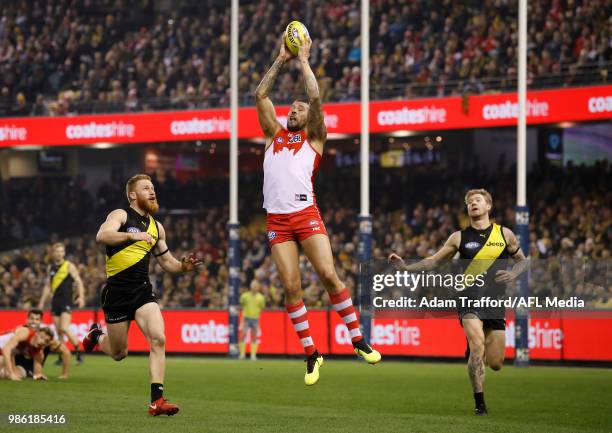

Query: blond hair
<box><xmin>125</xmin><ymin>174</ymin><xmax>151</xmax><ymax>202</ymax></box>
<box><xmin>464</xmin><ymin>189</ymin><xmax>493</xmax><ymax>206</ymax></box>
<box><xmin>52</xmin><ymin>242</ymin><xmax>64</xmax><ymax>250</ymax></box>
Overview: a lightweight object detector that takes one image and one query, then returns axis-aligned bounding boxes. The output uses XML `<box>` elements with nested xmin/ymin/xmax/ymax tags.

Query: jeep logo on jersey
<box><xmin>267</xmin><ymin>231</ymin><xmax>276</xmax><ymax>241</ymax></box>
<box><xmin>126</xmin><ymin>227</ymin><xmax>141</xmax><ymax>233</ymax></box>
<box><xmin>288</xmin><ymin>133</ymin><xmax>302</xmax><ymax>143</ymax></box>
<box><xmin>465</xmin><ymin>242</ymin><xmax>480</xmax><ymax>249</ymax></box>
<box><xmin>486</xmin><ymin>241</ymin><xmax>505</xmax><ymax>247</ymax></box>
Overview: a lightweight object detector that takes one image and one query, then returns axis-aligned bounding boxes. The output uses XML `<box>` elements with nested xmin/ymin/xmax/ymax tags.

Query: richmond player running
<box><xmin>82</xmin><ymin>174</ymin><xmax>202</xmax><ymax>416</ymax></box>
<box><xmin>255</xmin><ymin>35</ymin><xmax>380</xmax><ymax>385</ymax></box>
<box><xmin>38</xmin><ymin>242</ymin><xmax>85</xmax><ymax>364</ymax></box>
<box><xmin>390</xmin><ymin>189</ymin><xmax>528</xmax><ymax>415</ymax></box>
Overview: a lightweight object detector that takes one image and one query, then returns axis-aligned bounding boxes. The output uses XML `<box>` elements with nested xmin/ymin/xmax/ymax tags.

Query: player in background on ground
<box><xmin>38</xmin><ymin>242</ymin><xmax>86</xmax><ymax>365</ymax></box>
<box><xmin>255</xmin><ymin>33</ymin><xmax>381</xmax><ymax>386</ymax></box>
<box><xmin>390</xmin><ymin>189</ymin><xmax>528</xmax><ymax>415</ymax></box>
<box><xmin>239</xmin><ymin>280</ymin><xmax>266</xmax><ymax>361</ymax></box>
<box><xmin>0</xmin><ymin>326</ymin><xmax>53</xmax><ymax>380</ymax></box>
<box><xmin>82</xmin><ymin>174</ymin><xmax>202</xmax><ymax>416</ymax></box>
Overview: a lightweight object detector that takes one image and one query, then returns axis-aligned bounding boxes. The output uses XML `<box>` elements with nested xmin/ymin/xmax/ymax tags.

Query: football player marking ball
<box><xmin>285</xmin><ymin>21</ymin><xmax>310</xmax><ymax>56</ymax></box>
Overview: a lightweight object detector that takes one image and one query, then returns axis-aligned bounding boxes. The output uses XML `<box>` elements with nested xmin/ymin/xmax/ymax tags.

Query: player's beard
<box><xmin>137</xmin><ymin>195</ymin><xmax>159</xmax><ymax>214</ymax></box>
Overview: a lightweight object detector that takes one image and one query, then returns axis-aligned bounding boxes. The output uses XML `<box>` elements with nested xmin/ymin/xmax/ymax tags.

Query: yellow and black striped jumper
<box><xmin>457</xmin><ymin>223</ymin><xmax>512</xmax><ymax>330</ymax></box>
<box><xmin>50</xmin><ymin>260</ymin><xmax>74</xmax><ymax>316</ymax></box>
<box><xmin>101</xmin><ymin>207</ymin><xmax>159</xmax><ymax>324</ymax></box>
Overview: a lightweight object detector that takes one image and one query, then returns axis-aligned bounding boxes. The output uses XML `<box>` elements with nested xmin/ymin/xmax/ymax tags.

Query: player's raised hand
<box><xmin>388</xmin><ymin>253</ymin><xmax>404</xmax><ymax>265</ymax></box>
<box><xmin>278</xmin><ymin>35</ymin><xmax>294</xmax><ymax>62</ymax></box>
<box><xmin>495</xmin><ymin>270</ymin><xmax>517</xmax><ymax>283</ymax></box>
<box><xmin>297</xmin><ymin>35</ymin><xmax>312</xmax><ymax>61</ymax></box>
<box><xmin>180</xmin><ymin>252</ymin><xmax>204</xmax><ymax>272</ymax></box>
<box><xmin>128</xmin><ymin>231</ymin><xmax>153</xmax><ymax>245</ymax></box>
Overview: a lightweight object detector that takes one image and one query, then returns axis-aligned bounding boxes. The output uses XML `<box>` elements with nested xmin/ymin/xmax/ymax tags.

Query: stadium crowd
<box><xmin>1</xmin><ymin>160</ymin><xmax>610</xmax><ymax>310</ymax></box>
<box><xmin>0</xmin><ymin>0</ymin><xmax>608</xmax><ymax>116</ymax></box>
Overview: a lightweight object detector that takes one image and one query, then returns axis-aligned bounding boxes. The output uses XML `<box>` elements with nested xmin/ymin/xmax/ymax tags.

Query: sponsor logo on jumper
<box><xmin>295</xmin><ymin>194</ymin><xmax>308</xmax><ymax>201</ymax></box>
<box><xmin>465</xmin><ymin>242</ymin><xmax>480</xmax><ymax>249</ymax></box>
<box><xmin>486</xmin><ymin>241</ymin><xmax>505</xmax><ymax>247</ymax></box>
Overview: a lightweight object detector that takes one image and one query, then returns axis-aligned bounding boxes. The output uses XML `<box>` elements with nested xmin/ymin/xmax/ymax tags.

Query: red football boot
<box><xmin>82</xmin><ymin>323</ymin><xmax>103</xmax><ymax>352</ymax></box>
<box><xmin>148</xmin><ymin>397</ymin><xmax>180</xmax><ymax>416</ymax></box>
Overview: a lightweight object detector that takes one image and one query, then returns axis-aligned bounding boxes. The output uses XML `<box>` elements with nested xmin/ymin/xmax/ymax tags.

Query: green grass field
<box><xmin>1</xmin><ymin>355</ymin><xmax>611</xmax><ymax>433</ymax></box>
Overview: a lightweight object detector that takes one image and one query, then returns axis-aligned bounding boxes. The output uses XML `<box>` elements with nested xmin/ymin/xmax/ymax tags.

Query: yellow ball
<box><xmin>284</xmin><ymin>21</ymin><xmax>309</xmax><ymax>56</ymax></box>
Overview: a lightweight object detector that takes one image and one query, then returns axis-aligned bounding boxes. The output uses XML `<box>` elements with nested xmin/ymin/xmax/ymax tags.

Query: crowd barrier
<box><xmin>1</xmin><ymin>309</ymin><xmax>611</xmax><ymax>361</ymax></box>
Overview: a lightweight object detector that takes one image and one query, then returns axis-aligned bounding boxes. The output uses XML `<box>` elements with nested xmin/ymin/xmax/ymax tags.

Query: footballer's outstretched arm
<box><xmin>153</xmin><ymin>222</ymin><xmax>203</xmax><ymax>274</ymax></box>
<box><xmin>298</xmin><ymin>37</ymin><xmax>326</xmax><ymax>147</ymax></box>
<box><xmin>96</xmin><ymin>209</ymin><xmax>152</xmax><ymax>246</ymax></box>
<box><xmin>389</xmin><ymin>231</ymin><xmax>461</xmax><ymax>272</ymax></box>
<box><xmin>255</xmin><ymin>36</ymin><xmax>293</xmax><ymax>141</ymax></box>
<box><xmin>495</xmin><ymin>228</ymin><xmax>529</xmax><ymax>283</ymax></box>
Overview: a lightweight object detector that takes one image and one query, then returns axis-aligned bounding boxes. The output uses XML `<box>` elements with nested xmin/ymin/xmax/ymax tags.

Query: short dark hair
<box><xmin>28</xmin><ymin>308</ymin><xmax>43</xmax><ymax>317</ymax></box>
<box><xmin>38</xmin><ymin>327</ymin><xmax>54</xmax><ymax>339</ymax></box>
<box><xmin>293</xmin><ymin>98</ymin><xmax>310</xmax><ymax>106</ymax></box>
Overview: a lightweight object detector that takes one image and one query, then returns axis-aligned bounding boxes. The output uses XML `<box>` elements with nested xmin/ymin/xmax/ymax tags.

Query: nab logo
<box><xmin>465</xmin><ymin>242</ymin><xmax>480</xmax><ymax>249</ymax></box>
<box><xmin>288</xmin><ymin>134</ymin><xmax>302</xmax><ymax>144</ymax></box>
<box><xmin>127</xmin><ymin>227</ymin><xmax>141</xmax><ymax>233</ymax></box>
<box><xmin>486</xmin><ymin>241</ymin><xmax>505</xmax><ymax>247</ymax></box>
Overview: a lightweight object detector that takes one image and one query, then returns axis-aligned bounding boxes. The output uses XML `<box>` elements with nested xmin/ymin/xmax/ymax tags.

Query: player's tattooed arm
<box><xmin>153</xmin><ymin>222</ymin><xmax>203</xmax><ymax>274</ymax></box>
<box><xmin>298</xmin><ymin>37</ymin><xmax>327</xmax><ymax>144</ymax></box>
<box><xmin>389</xmin><ymin>231</ymin><xmax>460</xmax><ymax>272</ymax></box>
<box><xmin>255</xmin><ymin>37</ymin><xmax>291</xmax><ymax>139</ymax></box>
<box><xmin>495</xmin><ymin>228</ymin><xmax>529</xmax><ymax>283</ymax></box>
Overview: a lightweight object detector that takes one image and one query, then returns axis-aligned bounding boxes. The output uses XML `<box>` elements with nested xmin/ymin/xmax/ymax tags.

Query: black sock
<box><xmin>151</xmin><ymin>383</ymin><xmax>164</xmax><ymax>402</ymax></box>
<box><xmin>474</xmin><ymin>392</ymin><xmax>485</xmax><ymax>406</ymax></box>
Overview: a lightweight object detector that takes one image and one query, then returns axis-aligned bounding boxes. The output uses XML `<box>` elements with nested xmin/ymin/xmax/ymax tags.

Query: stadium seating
<box><xmin>1</xmin><ymin>161</ymin><xmax>609</xmax><ymax>309</ymax></box>
<box><xmin>0</xmin><ymin>0</ymin><xmax>608</xmax><ymax>115</ymax></box>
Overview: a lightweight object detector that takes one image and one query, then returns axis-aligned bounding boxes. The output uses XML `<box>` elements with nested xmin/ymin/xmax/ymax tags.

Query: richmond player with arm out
<box><xmin>81</xmin><ymin>174</ymin><xmax>202</xmax><ymax>416</ymax></box>
<box><xmin>255</xmin><ymin>35</ymin><xmax>380</xmax><ymax>386</ymax></box>
<box><xmin>38</xmin><ymin>242</ymin><xmax>86</xmax><ymax>364</ymax></box>
<box><xmin>389</xmin><ymin>189</ymin><xmax>528</xmax><ymax>415</ymax></box>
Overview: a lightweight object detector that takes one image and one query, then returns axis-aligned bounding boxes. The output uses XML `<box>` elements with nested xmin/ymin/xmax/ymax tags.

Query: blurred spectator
<box><xmin>0</xmin><ymin>0</ymin><xmax>608</xmax><ymax>116</ymax></box>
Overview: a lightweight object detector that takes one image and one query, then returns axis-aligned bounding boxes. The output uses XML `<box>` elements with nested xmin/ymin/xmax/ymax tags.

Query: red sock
<box><xmin>286</xmin><ymin>300</ymin><xmax>316</xmax><ymax>356</ymax></box>
<box><xmin>330</xmin><ymin>288</ymin><xmax>363</xmax><ymax>343</ymax></box>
